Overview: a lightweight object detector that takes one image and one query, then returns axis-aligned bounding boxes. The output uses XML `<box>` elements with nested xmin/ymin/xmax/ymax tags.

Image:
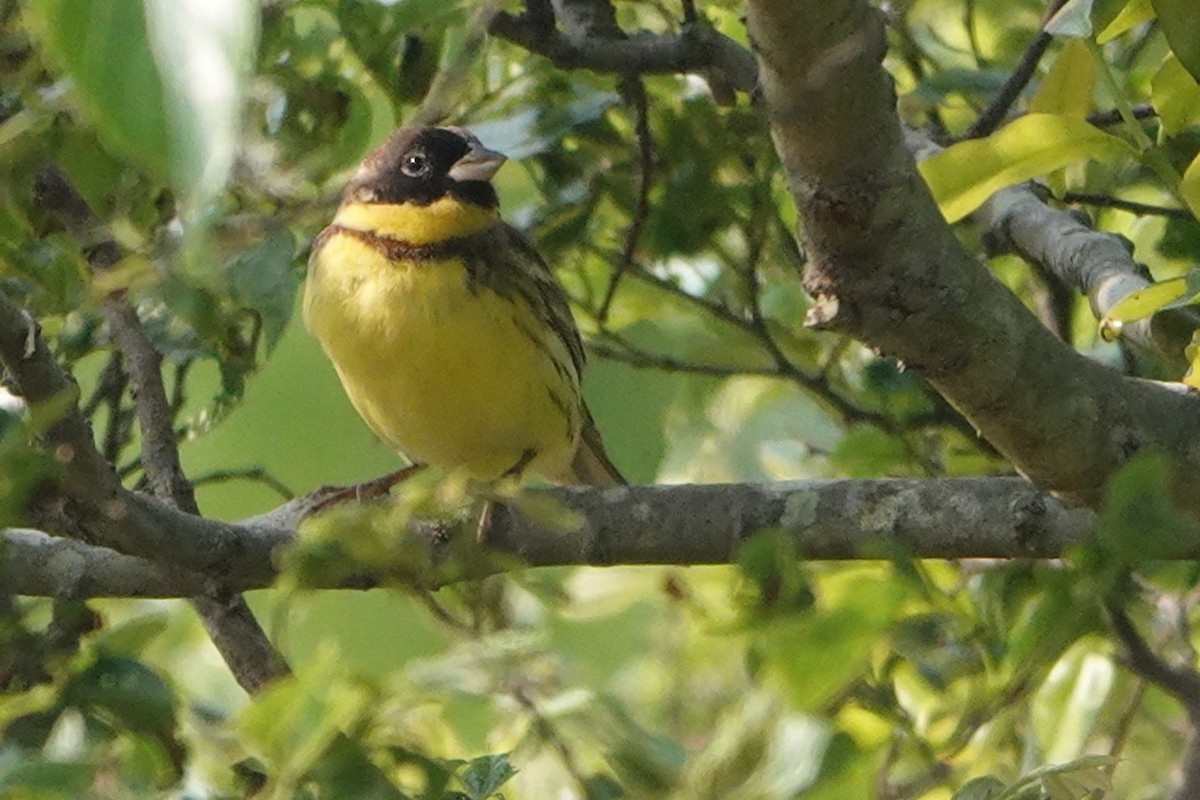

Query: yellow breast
<box><xmin>302</xmin><ymin>229</ymin><xmax>582</xmax><ymax>481</ymax></box>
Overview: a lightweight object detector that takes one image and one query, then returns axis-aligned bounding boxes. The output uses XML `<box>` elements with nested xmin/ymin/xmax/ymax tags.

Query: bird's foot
<box><xmin>305</xmin><ymin>464</ymin><xmax>425</xmax><ymax>514</ymax></box>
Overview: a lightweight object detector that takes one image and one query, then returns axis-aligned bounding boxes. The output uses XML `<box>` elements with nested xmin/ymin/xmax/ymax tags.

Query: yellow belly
<box><xmin>303</xmin><ymin>234</ymin><xmax>582</xmax><ymax>481</ymax></box>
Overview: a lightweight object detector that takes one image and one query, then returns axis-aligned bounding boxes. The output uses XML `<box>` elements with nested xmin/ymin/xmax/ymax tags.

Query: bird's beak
<box><xmin>447</xmin><ymin>133</ymin><xmax>507</xmax><ymax>183</ymax></box>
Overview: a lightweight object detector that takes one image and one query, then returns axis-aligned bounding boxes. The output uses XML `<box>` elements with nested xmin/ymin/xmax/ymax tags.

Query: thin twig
<box><xmin>192</xmin><ymin>467</ymin><xmax>296</xmax><ymax>501</ymax></box>
<box><xmin>511</xmin><ymin>685</ymin><xmax>593</xmax><ymax>793</ymax></box>
<box><xmin>1106</xmin><ymin>603</ymin><xmax>1200</xmax><ymax>718</ymax></box>
<box><xmin>962</xmin><ymin>0</ymin><xmax>1068</xmax><ymax>139</ymax></box>
<box><xmin>597</xmin><ymin>77</ymin><xmax>654</xmax><ymax>322</ymax></box>
<box><xmin>1061</xmin><ymin>192</ymin><xmax>1194</xmax><ymax>221</ymax></box>
<box><xmin>1087</xmin><ymin>103</ymin><xmax>1155</xmax><ymax>127</ymax></box>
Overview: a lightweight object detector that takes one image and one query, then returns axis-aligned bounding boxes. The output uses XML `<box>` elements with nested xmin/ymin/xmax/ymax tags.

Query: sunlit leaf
<box><xmin>1102</xmin><ymin>272</ymin><xmax>1200</xmax><ymax>327</ymax></box>
<box><xmin>1031</xmin><ymin>40</ymin><xmax>1095</xmax><ymax>117</ymax></box>
<box><xmin>920</xmin><ymin>114</ymin><xmax>1137</xmax><ymax>222</ymax></box>
<box><xmin>1152</xmin><ymin>55</ymin><xmax>1200</xmax><ymax>136</ymax></box>
<box><xmin>1181</xmin><ymin>150</ymin><xmax>1200</xmax><ymax>219</ymax></box>
<box><xmin>1185</xmin><ymin>329</ymin><xmax>1200</xmax><ymax>390</ymax></box>
<box><xmin>1097</xmin><ymin>0</ymin><xmax>1154</xmax><ymax>43</ymax></box>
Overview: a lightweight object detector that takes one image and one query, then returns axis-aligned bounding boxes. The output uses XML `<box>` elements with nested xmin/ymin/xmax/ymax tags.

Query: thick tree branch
<box><xmin>488</xmin><ymin>10</ymin><xmax>757</xmax><ymax>93</ymax></box>
<box><xmin>6</xmin><ymin>478</ymin><xmax>1097</xmax><ymax>598</ymax></box>
<box><xmin>744</xmin><ymin>0</ymin><xmax>1200</xmax><ymax>516</ymax></box>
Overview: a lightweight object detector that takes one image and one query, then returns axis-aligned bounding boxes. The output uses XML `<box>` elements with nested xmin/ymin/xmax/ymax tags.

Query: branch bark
<box><xmin>904</xmin><ymin>130</ymin><xmax>1200</xmax><ymax>365</ymax></box>
<box><xmin>6</xmin><ymin>477</ymin><xmax>1097</xmax><ymax>598</ymax></box>
<box><xmin>744</xmin><ymin>0</ymin><xmax>1200</xmax><ymax>516</ymax></box>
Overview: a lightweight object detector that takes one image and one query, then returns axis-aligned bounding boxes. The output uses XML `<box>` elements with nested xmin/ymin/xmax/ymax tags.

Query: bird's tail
<box><xmin>568</xmin><ymin>409</ymin><xmax>626</xmax><ymax>486</ymax></box>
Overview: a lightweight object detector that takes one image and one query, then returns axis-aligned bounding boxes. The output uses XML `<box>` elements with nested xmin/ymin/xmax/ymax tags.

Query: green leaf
<box><xmin>952</xmin><ymin>775</ymin><xmax>1007</xmax><ymax>800</ymax></box>
<box><xmin>1182</xmin><ymin>150</ymin><xmax>1200</xmax><ymax>219</ymax></box>
<box><xmin>1097</xmin><ymin>0</ymin><xmax>1154</xmax><ymax>43</ymax></box>
<box><xmin>64</xmin><ymin>657</ymin><xmax>177</xmax><ymax>734</ymax></box>
<box><xmin>1097</xmin><ymin>451</ymin><xmax>1198</xmax><ymax>561</ymax></box>
<box><xmin>1152</xmin><ymin>55</ymin><xmax>1200</xmax><ymax>136</ymax></box>
<box><xmin>1154</xmin><ymin>0</ymin><xmax>1200</xmax><ymax>82</ymax></box>
<box><xmin>1102</xmin><ymin>271</ymin><xmax>1200</xmax><ymax>326</ymax></box>
<box><xmin>1185</xmin><ymin>329</ymin><xmax>1200</xmax><ymax>390</ymax></box>
<box><xmin>225</xmin><ymin>229</ymin><xmax>300</xmax><ymax>353</ymax></box>
<box><xmin>759</xmin><ymin>569</ymin><xmax>908</xmax><ymax>708</ymax></box>
<box><xmin>1031</xmin><ymin>40</ymin><xmax>1096</xmax><ymax>117</ymax></box>
<box><xmin>919</xmin><ymin>114</ymin><xmax>1138</xmax><ymax>222</ymax></box>
<box><xmin>458</xmin><ymin>753</ymin><xmax>517</xmax><ymax>799</ymax></box>
<box><xmin>23</xmin><ymin>0</ymin><xmax>170</xmax><ymax>182</ymax></box>
<box><xmin>0</xmin><ymin>750</ymin><xmax>94</xmax><ymax>795</ymax></box>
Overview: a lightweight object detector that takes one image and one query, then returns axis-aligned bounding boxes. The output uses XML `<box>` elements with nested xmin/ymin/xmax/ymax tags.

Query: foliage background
<box><xmin>1</xmin><ymin>0</ymin><xmax>1200</xmax><ymax>797</ymax></box>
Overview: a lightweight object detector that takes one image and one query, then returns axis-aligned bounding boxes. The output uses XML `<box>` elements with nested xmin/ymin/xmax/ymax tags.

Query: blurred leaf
<box><xmin>142</xmin><ymin>0</ymin><xmax>257</xmax><ymax>218</ymax></box>
<box><xmin>831</xmin><ymin>427</ymin><xmax>912</xmax><ymax>478</ymax></box>
<box><xmin>224</xmin><ymin>229</ymin><xmax>300</xmax><ymax>353</ymax></box>
<box><xmin>458</xmin><ymin>752</ymin><xmax>516</xmax><ymax>799</ymax></box>
<box><xmin>735</xmin><ymin>528</ymin><xmax>815</xmax><ymax>616</ymax></box>
<box><xmin>953</xmin><ymin>775</ymin><xmax>1007</xmax><ymax>800</ymax></box>
<box><xmin>1154</xmin><ymin>0</ymin><xmax>1200</xmax><ymax>82</ymax></box>
<box><xmin>759</xmin><ymin>569</ymin><xmax>908</xmax><ymax>708</ymax></box>
<box><xmin>1186</xmin><ymin>329</ymin><xmax>1200</xmax><ymax>390</ymax></box>
<box><xmin>1097</xmin><ymin>451</ymin><xmax>1198</xmax><ymax>560</ymax></box>
<box><xmin>0</xmin><ymin>748</ymin><xmax>94</xmax><ymax>795</ymax></box>
<box><xmin>1032</xmin><ymin>644</ymin><xmax>1114</xmax><ymax>762</ymax></box>
<box><xmin>239</xmin><ymin>649</ymin><xmax>374</xmax><ymax>785</ymax></box>
<box><xmin>63</xmin><ymin>657</ymin><xmax>177</xmax><ymax>735</ymax></box>
<box><xmin>24</xmin><ymin>0</ymin><xmax>170</xmax><ymax>181</ymax></box>
<box><xmin>920</xmin><ymin>114</ymin><xmax>1138</xmax><ymax>222</ymax></box>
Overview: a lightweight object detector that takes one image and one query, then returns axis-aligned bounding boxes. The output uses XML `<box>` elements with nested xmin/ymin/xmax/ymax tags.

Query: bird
<box><xmin>303</xmin><ymin>125</ymin><xmax>624</xmax><ymax>493</ymax></box>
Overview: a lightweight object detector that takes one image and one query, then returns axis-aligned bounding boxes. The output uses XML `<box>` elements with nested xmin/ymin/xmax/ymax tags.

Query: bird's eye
<box><xmin>401</xmin><ymin>152</ymin><xmax>428</xmax><ymax>177</ymax></box>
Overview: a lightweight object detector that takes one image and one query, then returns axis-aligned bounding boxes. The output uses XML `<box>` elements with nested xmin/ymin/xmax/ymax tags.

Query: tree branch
<box><xmin>744</xmin><ymin>0</ymin><xmax>1200</xmax><ymax>516</ymax></box>
<box><xmin>904</xmin><ymin>130</ymin><xmax>1200</xmax><ymax>366</ymax></box>
<box><xmin>5</xmin><ymin>477</ymin><xmax>1097</xmax><ymax>598</ymax></box>
<box><xmin>487</xmin><ymin>10</ymin><xmax>758</xmax><ymax>93</ymax></box>
<box><xmin>22</xmin><ymin>169</ymin><xmax>291</xmax><ymax>693</ymax></box>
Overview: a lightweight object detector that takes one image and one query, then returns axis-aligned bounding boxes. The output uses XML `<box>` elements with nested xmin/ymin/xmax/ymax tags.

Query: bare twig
<box><xmin>962</xmin><ymin>0</ymin><xmax>1068</xmax><ymax>139</ymax></box>
<box><xmin>512</xmin><ymin>685</ymin><xmax>592</xmax><ymax>793</ymax></box>
<box><xmin>192</xmin><ymin>467</ymin><xmax>296</xmax><ymax>501</ymax></box>
<box><xmin>1062</xmin><ymin>192</ymin><xmax>1194</xmax><ymax>221</ymax></box>
<box><xmin>1088</xmin><ymin>103</ymin><xmax>1155</xmax><ymax>127</ymax></box>
<box><xmin>1106</xmin><ymin>603</ymin><xmax>1200</xmax><ymax>717</ymax></box>
<box><xmin>597</xmin><ymin>77</ymin><xmax>654</xmax><ymax>322</ymax></box>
